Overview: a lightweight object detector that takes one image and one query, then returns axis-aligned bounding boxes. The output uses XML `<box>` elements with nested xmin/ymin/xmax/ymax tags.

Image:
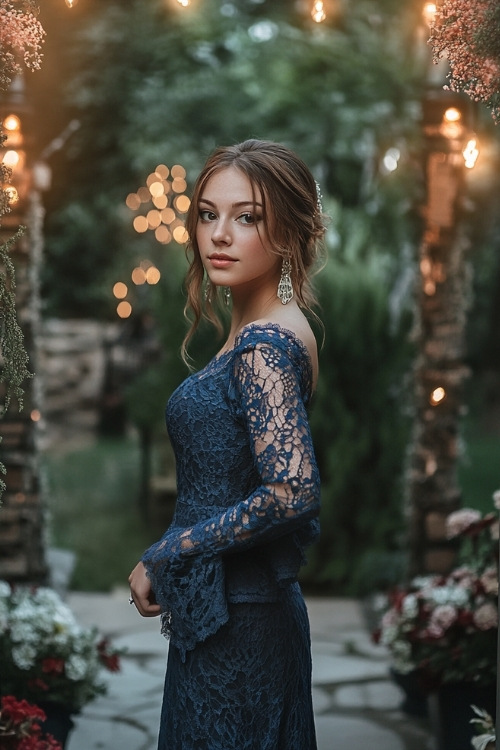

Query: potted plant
<box><xmin>0</xmin><ymin>582</ymin><xmax>121</xmax><ymax>747</ymax></box>
<box><xmin>374</xmin><ymin>494</ymin><xmax>498</xmax><ymax>750</ymax></box>
<box><xmin>0</xmin><ymin>695</ymin><xmax>62</xmax><ymax>749</ymax></box>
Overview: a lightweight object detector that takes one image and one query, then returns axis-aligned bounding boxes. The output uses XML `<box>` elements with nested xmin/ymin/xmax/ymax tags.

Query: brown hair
<box><xmin>182</xmin><ymin>139</ymin><xmax>326</xmax><ymax>363</ymax></box>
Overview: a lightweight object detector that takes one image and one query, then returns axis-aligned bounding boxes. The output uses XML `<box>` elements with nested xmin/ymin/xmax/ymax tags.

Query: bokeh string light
<box><xmin>116</xmin><ymin>164</ymin><xmax>190</xmax><ymax>318</ymax></box>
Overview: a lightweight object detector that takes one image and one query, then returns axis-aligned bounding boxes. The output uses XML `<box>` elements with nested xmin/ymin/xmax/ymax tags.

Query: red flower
<box><xmin>41</xmin><ymin>658</ymin><xmax>65</xmax><ymax>675</ymax></box>
<box><xmin>0</xmin><ymin>696</ymin><xmax>63</xmax><ymax>749</ymax></box>
<box><xmin>1</xmin><ymin>695</ymin><xmax>46</xmax><ymax>725</ymax></box>
<box><xmin>97</xmin><ymin>639</ymin><xmax>121</xmax><ymax>673</ymax></box>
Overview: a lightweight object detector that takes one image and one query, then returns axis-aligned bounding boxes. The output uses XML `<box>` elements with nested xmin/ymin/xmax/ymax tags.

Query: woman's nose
<box><xmin>211</xmin><ymin>218</ymin><xmax>231</xmax><ymax>244</ymax></box>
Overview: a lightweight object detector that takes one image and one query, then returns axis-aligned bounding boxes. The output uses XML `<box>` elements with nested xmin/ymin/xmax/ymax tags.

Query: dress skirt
<box><xmin>157</xmin><ymin>582</ymin><xmax>317</xmax><ymax>750</ymax></box>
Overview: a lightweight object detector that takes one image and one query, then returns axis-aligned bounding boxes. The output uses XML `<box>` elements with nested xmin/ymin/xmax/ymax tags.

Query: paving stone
<box><xmin>334</xmin><ymin>680</ymin><xmax>404</xmax><ymax>710</ymax></box>
<box><xmin>312</xmin><ymin>650</ymin><xmax>388</xmax><ymax>685</ymax></box>
<box><xmin>315</xmin><ymin>714</ymin><xmax>405</xmax><ymax>750</ymax></box>
<box><xmin>68</xmin><ymin>712</ymin><xmax>153</xmax><ymax>750</ymax></box>
<box><xmin>62</xmin><ymin>593</ymin><xmax>434</xmax><ymax>750</ymax></box>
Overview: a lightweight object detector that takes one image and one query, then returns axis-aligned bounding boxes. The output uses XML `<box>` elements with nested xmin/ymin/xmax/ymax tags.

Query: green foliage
<box><xmin>303</xmin><ymin>210</ymin><xmax>414</xmax><ymax>594</ymax></box>
<box><xmin>38</xmin><ymin>0</ymin><xmax>425</xmax><ymax>318</ymax></box>
<box><xmin>44</xmin><ymin>437</ymin><xmax>155</xmax><ymax>592</ymax></box>
<box><xmin>0</xmin><ymin>161</ymin><xmax>31</xmax><ymax>499</ymax></box>
<box><xmin>0</xmin><ymin>227</ymin><xmax>31</xmax><ymax>416</ymax></box>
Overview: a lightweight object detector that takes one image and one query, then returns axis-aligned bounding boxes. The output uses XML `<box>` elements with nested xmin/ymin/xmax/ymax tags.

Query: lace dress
<box><xmin>142</xmin><ymin>323</ymin><xmax>320</xmax><ymax>750</ymax></box>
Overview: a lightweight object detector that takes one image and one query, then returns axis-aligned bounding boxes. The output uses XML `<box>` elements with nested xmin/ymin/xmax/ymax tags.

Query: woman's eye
<box><xmin>237</xmin><ymin>213</ymin><xmax>257</xmax><ymax>225</ymax></box>
<box><xmin>199</xmin><ymin>209</ymin><xmax>216</xmax><ymax>221</ymax></box>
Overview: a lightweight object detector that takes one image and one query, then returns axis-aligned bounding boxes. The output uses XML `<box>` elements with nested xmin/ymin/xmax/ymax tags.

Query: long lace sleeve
<box><xmin>148</xmin><ymin>342</ymin><xmax>319</xmax><ymax>559</ymax></box>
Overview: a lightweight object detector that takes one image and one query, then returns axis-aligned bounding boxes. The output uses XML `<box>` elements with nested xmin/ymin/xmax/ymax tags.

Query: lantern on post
<box><xmin>0</xmin><ymin>78</ymin><xmax>32</xmax><ymax>228</ymax></box>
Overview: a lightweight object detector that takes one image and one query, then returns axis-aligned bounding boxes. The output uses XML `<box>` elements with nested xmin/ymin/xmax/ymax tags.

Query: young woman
<box><xmin>129</xmin><ymin>139</ymin><xmax>326</xmax><ymax>749</ymax></box>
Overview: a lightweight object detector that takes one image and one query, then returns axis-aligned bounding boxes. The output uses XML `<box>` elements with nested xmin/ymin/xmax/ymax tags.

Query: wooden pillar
<box><xmin>406</xmin><ymin>90</ymin><xmax>474</xmax><ymax>578</ymax></box>
<box><xmin>0</xmin><ymin>82</ymin><xmax>47</xmax><ymax>583</ymax></box>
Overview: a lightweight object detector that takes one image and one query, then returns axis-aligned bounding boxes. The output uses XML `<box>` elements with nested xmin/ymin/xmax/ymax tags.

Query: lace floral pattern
<box><xmin>142</xmin><ymin>324</ymin><xmax>320</xmax><ymax>748</ymax></box>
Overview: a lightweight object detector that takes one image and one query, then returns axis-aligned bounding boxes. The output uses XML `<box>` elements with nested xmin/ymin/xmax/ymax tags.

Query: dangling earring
<box><xmin>224</xmin><ymin>287</ymin><xmax>231</xmax><ymax>306</ymax></box>
<box><xmin>204</xmin><ymin>278</ymin><xmax>212</xmax><ymax>302</ymax></box>
<box><xmin>277</xmin><ymin>258</ymin><xmax>294</xmax><ymax>305</ymax></box>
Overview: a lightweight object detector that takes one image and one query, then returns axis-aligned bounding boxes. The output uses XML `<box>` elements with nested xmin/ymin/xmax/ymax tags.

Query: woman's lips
<box><xmin>208</xmin><ymin>254</ymin><xmax>237</xmax><ymax>269</ymax></box>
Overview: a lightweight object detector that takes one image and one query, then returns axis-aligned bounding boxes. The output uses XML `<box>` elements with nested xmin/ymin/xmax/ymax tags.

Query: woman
<box><xmin>129</xmin><ymin>139</ymin><xmax>326</xmax><ymax>749</ymax></box>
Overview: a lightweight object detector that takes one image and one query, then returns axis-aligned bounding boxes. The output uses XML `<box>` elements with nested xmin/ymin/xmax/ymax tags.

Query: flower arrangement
<box><xmin>374</xmin><ymin>494</ymin><xmax>499</xmax><ymax>690</ymax></box>
<box><xmin>0</xmin><ymin>583</ymin><xmax>121</xmax><ymax>714</ymax></box>
<box><xmin>0</xmin><ymin>0</ymin><xmax>45</xmax><ymax>89</ymax></box>
<box><xmin>429</xmin><ymin>0</ymin><xmax>500</xmax><ymax>122</ymax></box>
<box><xmin>0</xmin><ymin>695</ymin><xmax>62</xmax><ymax>749</ymax></box>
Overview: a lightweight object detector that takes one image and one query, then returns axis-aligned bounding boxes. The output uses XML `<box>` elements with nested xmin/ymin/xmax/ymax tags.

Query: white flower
<box><xmin>0</xmin><ymin>581</ymin><xmax>11</xmax><ymax>599</ymax></box>
<box><xmin>473</xmin><ymin>603</ymin><xmax>498</xmax><ymax>631</ymax></box>
<box><xmin>446</xmin><ymin>508</ymin><xmax>481</xmax><ymax>539</ymax></box>
<box><xmin>402</xmin><ymin>594</ymin><xmax>418</xmax><ymax>618</ymax></box>
<box><xmin>492</xmin><ymin>489</ymin><xmax>500</xmax><ymax>510</ymax></box>
<box><xmin>430</xmin><ymin>585</ymin><xmax>469</xmax><ymax>608</ymax></box>
<box><xmin>391</xmin><ymin>640</ymin><xmax>414</xmax><ymax>672</ymax></box>
<box><xmin>427</xmin><ymin>604</ymin><xmax>458</xmax><ymax>638</ymax></box>
<box><xmin>12</xmin><ymin>643</ymin><xmax>38</xmax><ymax>670</ymax></box>
<box><xmin>480</xmin><ymin>567</ymin><xmax>498</xmax><ymax>595</ymax></box>
<box><xmin>380</xmin><ymin>623</ymin><xmax>399</xmax><ymax>646</ymax></box>
<box><xmin>65</xmin><ymin>654</ymin><xmax>89</xmax><ymax>681</ymax></box>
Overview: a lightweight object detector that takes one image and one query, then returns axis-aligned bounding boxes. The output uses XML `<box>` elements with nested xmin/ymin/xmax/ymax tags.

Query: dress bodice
<box><xmin>142</xmin><ymin>323</ymin><xmax>320</xmax><ymax>660</ymax></box>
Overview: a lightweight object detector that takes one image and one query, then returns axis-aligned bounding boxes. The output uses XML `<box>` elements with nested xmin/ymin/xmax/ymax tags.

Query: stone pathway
<box><xmin>64</xmin><ymin>590</ymin><xmax>435</xmax><ymax>750</ymax></box>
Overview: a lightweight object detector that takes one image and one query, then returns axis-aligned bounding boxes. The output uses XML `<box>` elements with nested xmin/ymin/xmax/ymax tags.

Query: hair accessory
<box><xmin>224</xmin><ymin>287</ymin><xmax>231</xmax><ymax>306</ymax></box>
<box><xmin>277</xmin><ymin>258</ymin><xmax>294</xmax><ymax>305</ymax></box>
<box><xmin>315</xmin><ymin>180</ymin><xmax>324</xmax><ymax>214</ymax></box>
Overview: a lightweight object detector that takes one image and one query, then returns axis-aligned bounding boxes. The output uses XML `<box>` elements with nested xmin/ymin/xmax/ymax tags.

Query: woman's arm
<box><xmin>143</xmin><ymin>341</ymin><xmax>319</xmax><ymax>569</ymax></box>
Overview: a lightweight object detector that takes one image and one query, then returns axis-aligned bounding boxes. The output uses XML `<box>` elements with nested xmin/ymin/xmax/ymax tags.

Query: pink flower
<box><xmin>473</xmin><ymin>602</ymin><xmax>498</xmax><ymax>630</ymax></box>
<box><xmin>480</xmin><ymin>567</ymin><xmax>499</xmax><ymax>595</ymax></box>
<box><xmin>446</xmin><ymin>509</ymin><xmax>481</xmax><ymax>539</ymax></box>
<box><xmin>0</xmin><ymin>0</ymin><xmax>45</xmax><ymax>87</ymax></box>
<box><xmin>428</xmin><ymin>0</ymin><xmax>500</xmax><ymax>122</ymax></box>
<box><xmin>428</xmin><ymin>604</ymin><xmax>458</xmax><ymax>637</ymax></box>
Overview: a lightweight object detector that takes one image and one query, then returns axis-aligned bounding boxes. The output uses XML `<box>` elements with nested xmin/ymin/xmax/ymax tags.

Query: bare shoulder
<box><xmin>251</xmin><ymin>305</ymin><xmax>319</xmax><ymax>387</ymax></box>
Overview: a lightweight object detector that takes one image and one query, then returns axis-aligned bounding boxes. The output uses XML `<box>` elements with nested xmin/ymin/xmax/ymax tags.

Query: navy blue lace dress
<box><xmin>142</xmin><ymin>323</ymin><xmax>320</xmax><ymax>750</ymax></box>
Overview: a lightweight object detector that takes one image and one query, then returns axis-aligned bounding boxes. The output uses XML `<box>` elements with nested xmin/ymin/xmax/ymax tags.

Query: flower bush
<box><xmin>429</xmin><ymin>0</ymin><xmax>500</xmax><ymax>122</ymax></box>
<box><xmin>0</xmin><ymin>695</ymin><xmax>62</xmax><ymax>749</ymax></box>
<box><xmin>0</xmin><ymin>583</ymin><xmax>121</xmax><ymax>713</ymax></box>
<box><xmin>374</xmin><ymin>495</ymin><xmax>499</xmax><ymax>690</ymax></box>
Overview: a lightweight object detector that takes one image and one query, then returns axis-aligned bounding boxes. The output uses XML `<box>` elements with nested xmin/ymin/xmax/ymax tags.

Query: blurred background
<box><xmin>1</xmin><ymin>0</ymin><xmax>499</xmax><ymax>600</ymax></box>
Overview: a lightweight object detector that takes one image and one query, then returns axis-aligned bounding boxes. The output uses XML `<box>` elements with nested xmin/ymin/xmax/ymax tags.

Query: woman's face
<box><xmin>196</xmin><ymin>166</ymin><xmax>281</xmax><ymax>294</ymax></box>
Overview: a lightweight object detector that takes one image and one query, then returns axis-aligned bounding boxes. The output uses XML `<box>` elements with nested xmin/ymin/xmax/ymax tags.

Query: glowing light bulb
<box><xmin>463</xmin><ymin>137</ymin><xmax>479</xmax><ymax>169</ymax></box>
<box><xmin>177</xmin><ymin>0</ymin><xmax>190</xmax><ymax>6</ymax></box>
<box><xmin>3</xmin><ymin>114</ymin><xmax>21</xmax><ymax>131</ymax></box>
<box><xmin>422</xmin><ymin>2</ymin><xmax>437</xmax><ymax>27</ymax></box>
<box><xmin>311</xmin><ymin>1</ymin><xmax>326</xmax><ymax>23</ymax></box>
<box><xmin>65</xmin><ymin>0</ymin><xmax>78</xmax><ymax>7</ymax></box>
<box><xmin>429</xmin><ymin>387</ymin><xmax>446</xmax><ymax>406</ymax></box>
<box><xmin>444</xmin><ymin>107</ymin><xmax>462</xmax><ymax>123</ymax></box>
<box><xmin>2</xmin><ymin>150</ymin><xmax>20</xmax><ymax>168</ymax></box>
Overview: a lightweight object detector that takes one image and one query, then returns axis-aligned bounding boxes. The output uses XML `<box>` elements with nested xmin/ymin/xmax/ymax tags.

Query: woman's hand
<box><xmin>128</xmin><ymin>561</ymin><xmax>162</xmax><ymax>617</ymax></box>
